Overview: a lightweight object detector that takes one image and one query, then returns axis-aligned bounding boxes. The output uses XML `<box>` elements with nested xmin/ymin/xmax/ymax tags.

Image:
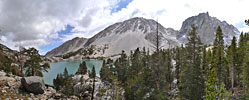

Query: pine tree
<box><xmin>227</xmin><ymin>36</ymin><xmax>238</xmax><ymax>88</ymax></box>
<box><xmin>76</xmin><ymin>61</ymin><xmax>87</xmax><ymax>74</ymax></box>
<box><xmin>100</xmin><ymin>60</ymin><xmax>107</xmax><ymax>79</ymax></box>
<box><xmin>212</xmin><ymin>26</ymin><xmax>225</xmax><ymax>88</ymax></box>
<box><xmin>242</xmin><ymin>42</ymin><xmax>249</xmax><ymax>93</ymax></box>
<box><xmin>100</xmin><ymin>59</ymin><xmax>114</xmax><ymax>82</ymax></box>
<box><xmin>90</xmin><ymin>65</ymin><xmax>96</xmax><ymax>78</ymax></box>
<box><xmin>0</xmin><ymin>51</ymin><xmax>13</xmax><ymax>74</ymax></box>
<box><xmin>23</xmin><ymin>48</ymin><xmax>50</xmax><ymax>76</ymax></box>
<box><xmin>53</xmin><ymin>68</ymin><xmax>73</xmax><ymax>96</ymax></box>
<box><xmin>63</xmin><ymin>75</ymin><xmax>73</xmax><ymax>96</ymax></box>
<box><xmin>179</xmin><ymin>25</ymin><xmax>205</xmax><ymax>100</ymax></box>
<box><xmin>205</xmin><ymin>67</ymin><xmax>218</xmax><ymax>100</ymax></box>
<box><xmin>165</xmin><ymin>49</ymin><xmax>173</xmax><ymax>89</ymax></box>
<box><xmin>114</xmin><ymin>50</ymin><xmax>128</xmax><ymax>84</ymax></box>
<box><xmin>124</xmin><ymin>48</ymin><xmax>163</xmax><ymax>100</ymax></box>
<box><xmin>202</xmin><ymin>46</ymin><xmax>207</xmax><ymax>70</ymax></box>
<box><xmin>63</xmin><ymin>67</ymin><xmax>69</xmax><ymax>78</ymax></box>
<box><xmin>53</xmin><ymin>73</ymin><xmax>63</xmax><ymax>91</ymax></box>
<box><xmin>91</xmin><ymin>66</ymin><xmax>96</xmax><ymax>100</ymax></box>
<box><xmin>237</xmin><ymin>32</ymin><xmax>246</xmax><ymax>85</ymax></box>
<box><xmin>174</xmin><ymin>47</ymin><xmax>181</xmax><ymax>84</ymax></box>
<box><xmin>128</xmin><ymin>48</ymin><xmax>142</xmax><ymax>78</ymax></box>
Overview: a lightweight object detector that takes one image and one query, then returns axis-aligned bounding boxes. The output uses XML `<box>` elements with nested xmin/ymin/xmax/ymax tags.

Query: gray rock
<box><xmin>0</xmin><ymin>71</ymin><xmax>6</xmax><ymax>76</ymax></box>
<box><xmin>30</xmin><ymin>93</ymin><xmax>35</xmax><ymax>98</ymax></box>
<box><xmin>178</xmin><ymin>12</ymin><xmax>239</xmax><ymax>44</ymax></box>
<box><xmin>73</xmin><ymin>83</ymin><xmax>93</xmax><ymax>96</ymax></box>
<box><xmin>2</xmin><ymin>89</ymin><xmax>7</xmax><ymax>93</ymax></box>
<box><xmin>47</xmin><ymin>87</ymin><xmax>56</xmax><ymax>94</ymax></box>
<box><xmin>72</xmin><ymin>75</ymin><xmax>87</xmax><ymax>83</ymax></box>
<box><xmin>5</xmin><ymin>81</ymin><xmax>11</xmax><ymax>87</ymax></box>
<box><xmin>21</xmin><ymin>76</ymin><xmax>45</xmax><ymax>94</ymax></box>
<box><xmin>5</xmin><ymin>98</ymin><xmax>10</xmax><ymax>100</ymax></box>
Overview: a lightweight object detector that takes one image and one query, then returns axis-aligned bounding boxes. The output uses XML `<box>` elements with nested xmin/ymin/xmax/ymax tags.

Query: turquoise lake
<box><xmin>42</xmin><ymin>59</ymin><xmax>103</xmax><ymax>85</ymax></box>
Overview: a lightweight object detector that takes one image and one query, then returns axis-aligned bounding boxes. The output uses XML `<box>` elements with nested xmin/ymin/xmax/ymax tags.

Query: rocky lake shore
<box><xmin>0</xmin><ymin>70</ymin><xmax>123</xmax><ymax>100</ymax></box>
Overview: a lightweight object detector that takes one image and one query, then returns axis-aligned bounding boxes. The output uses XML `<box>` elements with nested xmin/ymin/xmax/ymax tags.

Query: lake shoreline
<box><xmin>42</xmin><ymin>59</ymin><xmax>103</xmax><ymax>85</ymax></box>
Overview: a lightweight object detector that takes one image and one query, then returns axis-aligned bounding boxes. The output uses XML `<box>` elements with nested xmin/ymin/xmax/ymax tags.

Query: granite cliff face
<box><xmin>45</xmin><ymin>12</ymin><xmax>240</xmax><ymax>58</ymax></box>
<box><xmin>178</xmin><ymin>12</ymin><xmax>239</xmax><ymax>44</ymax></box>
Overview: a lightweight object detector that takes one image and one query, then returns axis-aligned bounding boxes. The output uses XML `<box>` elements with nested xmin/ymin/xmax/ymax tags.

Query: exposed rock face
<box><xmin>72</xmin><ymin>74</ymin><xmax>123</xmax><ymax>100</ymax></box>
<box><xmin>45</xmin><ymin>37</ymin><xmax>88</xmax><ymax>57</ymax></box>
<box><xmin>21</xmin><ymin>76</ymin><xmax>46</xmax><ymax>94</ymax></box>
<box><xmin>178</xmin><ymin>12</ymin><xmax>239</xmax><ymax>44</ymax></box>
<box><xmin>73</xmin><ymin>82</ymin><xmax>93</xmax><ymax>96</ymax></box>
<box><xmin>45</xmin><ymin>13</ymin><xmax>240</xmax><ymax>58</ymax></box>
<box><xmin>73</xmin><ymin>74</ymin><xmax>94</xmax><ymax>97</ymax></box>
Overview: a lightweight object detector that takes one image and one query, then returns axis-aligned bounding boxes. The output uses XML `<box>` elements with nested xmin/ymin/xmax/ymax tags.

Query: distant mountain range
<box><xmin>45</xmin><ymin>12</ymin><xmax>240</xmax><ymax>58</ymax></box>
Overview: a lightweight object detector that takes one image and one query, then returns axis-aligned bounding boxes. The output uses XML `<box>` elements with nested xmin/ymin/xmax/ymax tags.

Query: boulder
<box><xmin>21</xmin><ymin>76</ymin><xmax>45</xmax><ymax>94</ymax></box>
<box><xmin>72</xmin><ymin>74</ymin><xmax>89</xmax><ymax>83</ymax></box>
<box><xmin>0</xmin><ymin>71</ymin><xmax>6</xmax><ymax>76</ymax></box>
<box><xmin>73</xmin><ymin>83</ymin><xmax>93</xmax><ymax>96</ymax></box>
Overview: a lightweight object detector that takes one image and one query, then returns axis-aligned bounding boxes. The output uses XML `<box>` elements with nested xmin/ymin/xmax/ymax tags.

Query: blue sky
<box><xmin>39</xmin><ymin>0</ymin><xmax>133</xmax><ymax>55</ymax></box>
<box><xmin>0</xmin><ymin>0</ymin><xmax>248</xmax><ymax>55</ymax></box>
<box><xmin>40</xmin><ymin>25</ymin><xmax>75</xmax><ymax>55</ymax></box>
<box><xmin>111</xmin><ymin>0</ymin><xmax>132</xmax><ymax>13</ymax></box>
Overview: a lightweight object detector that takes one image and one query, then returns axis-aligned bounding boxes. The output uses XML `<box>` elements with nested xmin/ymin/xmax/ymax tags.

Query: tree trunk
<box><xmin>91</xmin><ymin>77</ymin><xmax>95</xmax><ymax>100</ymax></box>
<box><xmin>231</xmin><ymin>64</ymin><xmax>234</xmax><ymax>89</ymax></box>
<box><xmin>32</xmin><ymin>67</ymin><xmax>34</xmax><ymax>76</ymax></box>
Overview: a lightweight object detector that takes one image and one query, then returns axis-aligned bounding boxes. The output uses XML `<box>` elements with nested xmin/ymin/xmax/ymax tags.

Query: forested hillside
<box><xmin>99</xmin><ymin>21</ymin><xmax>249</xmax><ymax>100</ymax></box>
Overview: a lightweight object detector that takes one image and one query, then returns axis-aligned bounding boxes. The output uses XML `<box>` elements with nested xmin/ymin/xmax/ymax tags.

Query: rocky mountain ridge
<box><xmin>45</xmin><ymin>37</ymin><xmax>88</xmax><ymax>57</ymax></box>
<box><xmin>178</xmin><ymin>12</ymin><xmax>239</xmax><ymax>44</ymax></box>
<box><xmin>45</xmin><ymin>12</ymin><xmax>240</xmax><ymax>58</ymax></box>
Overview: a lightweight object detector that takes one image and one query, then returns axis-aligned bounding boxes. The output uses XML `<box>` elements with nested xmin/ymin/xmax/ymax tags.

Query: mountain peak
<box><xmin>198</xmin><ymin>12</ymin><xmax>209</xmax><ymax>17</ymax></box>
<box><xmin>46</xmin><ymin>13</ymin><xmax>239</xmax><ymax>58</ymax></box>
<box><xmin>84</xmin><ymin>17</ymin><xmax>168</xmax><ymax>46</ymax></box>
<box><xmin>179</xmin><ymin>12</ymin><xmax>239</xmax><ymax>44</ymax></box>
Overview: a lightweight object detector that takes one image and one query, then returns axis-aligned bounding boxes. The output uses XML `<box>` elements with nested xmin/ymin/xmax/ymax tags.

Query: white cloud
<box><xmin>0</xmin><ymin>0</ymin><xmax>248</xmax><ymax>54</ymax></box>
<box><xmin>0</xmin><ymin>0</ymin><xmax>118</xmax><ymax>51</ymax></box>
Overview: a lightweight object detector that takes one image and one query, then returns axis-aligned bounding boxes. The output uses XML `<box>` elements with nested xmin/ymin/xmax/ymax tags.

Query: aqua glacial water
<box><xmin>42</xmin><ymin>59</ymin><xmax>103</xmax><ymax>85</ymax></box>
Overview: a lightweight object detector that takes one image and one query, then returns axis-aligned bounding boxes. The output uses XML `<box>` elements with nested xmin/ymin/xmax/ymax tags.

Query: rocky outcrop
<box><xmin>72</xmin><ymin>74</ymin><xmax>124</xmax><ymax>100</ymax></box>
<box><xmin>0</xmin><ymin>70</ymin><xmax>79</xmax><ymax>99</ymax></box>
<box><xmin>21</xmin><ymin>76</ymin><xmax>46</xmax><ymax>94</ymax></box>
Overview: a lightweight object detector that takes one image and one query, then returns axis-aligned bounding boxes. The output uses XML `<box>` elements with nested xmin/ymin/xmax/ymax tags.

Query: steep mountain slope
<box><xmin>45</xmin><ymin>12</ymin><xmax>240</xmax><ymax>58</ymax></box>
<box><xmin>83</xmin><ymin>17</ymin><xmax>180</xmax><ymax>57</ymax></box>
<box><xmin>45</xmin><ymin>37</ymin><xmax>88</xmax><ymax>57</ymax></box>
<box><xmin>178</xmin><ymin>12</ymin><xmax>239</xmax><ymax>44</ymax></box>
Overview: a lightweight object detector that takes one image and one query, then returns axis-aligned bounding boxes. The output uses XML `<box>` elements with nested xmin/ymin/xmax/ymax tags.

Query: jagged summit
<box><xmin>178</xmin><ymin>12</ymin><xmax>239</xmax><ymax>44</ymax></box>
<box><xmin>45</xmin><ymin>13</ymin><xmax>240</xmax><ymax>58</ymax></box>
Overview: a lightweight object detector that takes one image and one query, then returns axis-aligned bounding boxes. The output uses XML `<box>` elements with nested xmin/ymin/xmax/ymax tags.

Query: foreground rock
<box><xmin>21</xmin><ymin>76</ymin><xmax>46</xmax><ymax>94</ymax></box>
<box><xmin>72</xmin><ymin>74</ymin><xmax>124</xmax><ymax>100</ymax></box>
